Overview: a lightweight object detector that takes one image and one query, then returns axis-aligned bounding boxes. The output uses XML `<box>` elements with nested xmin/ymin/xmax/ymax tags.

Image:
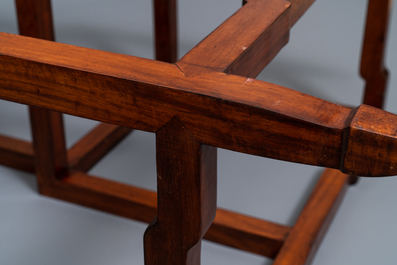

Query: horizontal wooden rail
<box><xmin>1</xmin><ymin>32</ymin><xmax>397</xmax><ymax>176</ymax></box>
<box><xmin>177</xmin><ymin>0</ymin><xmax>290</xmax><ymax>77</ymax></box>
<box><xmin>178</xmin><ymin>0</ymin><xmax>317</xmax><ymax>78</ymax></box>
<box><xmin>0</xmin><ymin>123</ymin><xmax>131</xmax><ymax>174</ymax></box>
<box><xmin>274</xmin><ymin>168</ymin><xmax>350</xmax><ymax>265</ymax></box>
<box><xmin>68</xmin><ymin>123</ymin><xmax>133</xmax><ymax>172</ymax></box>
<box><xmin>41</xmin><ymin>170</ymin><xmax>290</xmax><ymax>258</ymax></box>
<box><xmin>0</xmin><ymin>134</ymin><xmax>34</xmax><ymax>172</ymax></box>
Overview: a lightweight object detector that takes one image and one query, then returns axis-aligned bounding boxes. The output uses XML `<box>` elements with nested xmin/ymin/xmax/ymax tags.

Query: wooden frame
<box><xmin>0</xmin><ymin>0</ymin><xmax>394</xmax><ymax>264</ymax></box>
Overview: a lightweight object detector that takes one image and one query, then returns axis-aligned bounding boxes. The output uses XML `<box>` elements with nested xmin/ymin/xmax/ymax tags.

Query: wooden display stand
<box><xmin>0</xmin><ymin>0</ymin><xmax>394</xmax><ymax>264</ymax></box>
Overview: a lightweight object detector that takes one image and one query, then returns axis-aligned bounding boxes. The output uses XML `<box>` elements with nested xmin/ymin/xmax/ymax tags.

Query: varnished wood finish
<box><xmin>361</xmin><ymin>0</ymin><xmax>392</xmax><ymax>109</ymax></box>
<box><xmin>2</xmin><ymin>1</ymin><xmax>395</xmax><ymax>264</ymax></box>
<box><xmin>178</xmin><ymin>0</ymin><xmax>317</xmax><ymax>78</ymax></box>
<box><xmin>29</xmin><ymin>107</ymin><xmax>68</xmax><ymax>192</ymax></box>
<box><xmin>273</xmin><ymin>169</ymin><xmax>350</xmax><ymax>265</ymax></box>
<box><xmin>15</xmin><ymin>0</ymin><xmax>55</xmax><ymax>40</ymax></box>
<box><xmin>206</xmin><ymin>209</ymin><xmax>290</xmax><ymax>258</ymax></box>
<box><xmin>341</xmin><ymin>105</ymin><xmax>397</xmax><ymax>176</ymax></box>
<box><xmin>288</xmin><ymin>0</ymin><xmax>316</xmax><ymax>26</ymax></box>
<box><xmin>15</xmin><ymin>0</ymin><xmax>135</xmax><ymax>182</ymax></box>
<box><xmin>56</xmin><ymin>171</ymin><xmax>158</xmax><ymax>223</ymax></box>
<box><xmin>177</xmin><ymin>0</ymin><xmax>290</xmax><ymax>77</ymax></box>
<box><xmin>153</xmin><ymin>0</ymin><xmax>177</xmax><ymax>63</ymax></box>
<box><xmin>350</xmin><ymin>0</ymin><xmax>392</xmax><ymax>184</ymax></box>
<box><xmin>68</xmin><ymin>123</ymin><xmax>133</xmax><ymax>172</ymax></box>
<box><xmin>32</xmin><ymin>168</ymin><xmax>289</xmax><ymax>257</ymax></box>
<box><xmin>144</xmin><ymin>118</ymin><xmax>217</xmax><ymax>265</ymax></box>
<box><xmin>1</xmin><ymin>32</ymin><xmax>397</xmax><ymax>176</ymax></box>
<box><xmin>0</xmin><ymin>135</ymin><xmax>34</xmax><ymax>173</ymax></box>
<box><xmin>15</xmin><ymin>0</ymin><xmax>68</xmax><ymax>192</ymax></box>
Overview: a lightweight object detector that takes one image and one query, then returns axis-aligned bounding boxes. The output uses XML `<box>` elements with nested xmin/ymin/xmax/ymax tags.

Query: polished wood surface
<box><xmin>361</xmin><ymin>0</ymin><xmax>392</xmax><ymax>109</ymax></box>
<box><xmin>15</xmin><ymin>0</ymin><xmax>69</xmax><ymax>194</ymax></box>
<box><xmin>1</xmin><ymin>0</ymin><xmax>395</xmax><ymax>264</ymax></box>
<box><xmin>144</xmin><ymin>118</ymin><xmax>217</xmax><ymax>265</ymax></box>
<box><xmin>68</xmin><ymin>123</ymin><xmax>132</xmax><ymax>172</ymax></box>
<box><xmin>1</xmin><ymin>32</ymin><xmax>397</xmax><ymax>176</ymax></box>
<box><xmin>153</xmin><ymin>0</ymin><xmax>177</xmax><ymax>62</ymax></box>
<box><xmin>273</xmin><ymin>169</ymin><xmax>350</xmax><ymax>265</ymax></box>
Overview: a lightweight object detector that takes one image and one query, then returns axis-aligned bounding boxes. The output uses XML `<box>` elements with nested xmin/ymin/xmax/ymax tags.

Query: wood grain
<box><xmin>37</xmin><ymin>169</ymin><xmax>289</xmax><ymax>257</ymax></box>
<box><xmin>273</xmin><ymin>168</ymin><xmax>350</xmax><ymax>265</ymax></box>
<box><xmin>1</xmin><ymin>32</ymin><xmax>397</xmax><ymax>176</ymax></box>
<box><xmin>288</xmin><ymin>0</ymin><xmax>316</xmax><ymax>26</ymax></box>
<box><xmin>15</xmin><ymin>0</ymin><xmax>69</xmax><ymax>192</ymax></box>
<box><xmin>153</xmin><ymin>0</ymin><xmax>177</xmax><ymax>62</ymax></box>
<box><xmin>177</xmin><ymin>0</ymin><xmax>290</xmax><ymax>77</ymax></box>
<box><xmin>361</xmin><ymin>0</ymin><xmax>392</xmax><ymax>109</ymax></box>
<box><xmin>15</xmin><ymin>0</ymin><xmax>55</xmax><ymax>40</ymax></box>
<box><xmin>178</xmin><ymin>0</ymin><xmax>317</xmax><ymax>78</ymax></box>
<box><xmin>0</xmin><ymin>135</ymin><xmax>34</xmax><ymax>173</ymax></box>
<box><xmin>206</xmin><ymin>208</ymin><xmax>289</xmax><ymax>258</ymax></box>
<box><xmin>342</xmin><ymin>105</ymin><xmax>397</xmax><ymax>176</ymax></box>
<box><xmin>144</xmin><ymin>117</ymin><xmax>217</xmax><ymax>265</ymax></box>
<box><xmin>68</xmin><ymin>123</ymin><xmax>132</xmax><ymax>172</ymax></box>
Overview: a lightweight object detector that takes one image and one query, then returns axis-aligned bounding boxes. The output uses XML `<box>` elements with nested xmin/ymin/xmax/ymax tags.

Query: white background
<box><xmin>1</xmin><ymin>0</ymin><xmax>397</xmax><ymax>264</ymax></box>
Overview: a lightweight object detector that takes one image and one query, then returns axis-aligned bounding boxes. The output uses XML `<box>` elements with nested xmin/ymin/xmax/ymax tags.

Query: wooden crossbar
<box><xmin>0</xmin><ymin>0</ymin><xmax>394</xmax><ymax>264</ymax></box>
<box><xmin>1</xmin><ymin>32</ymin><xmax>397</xmax><ymax>176</ymax></box>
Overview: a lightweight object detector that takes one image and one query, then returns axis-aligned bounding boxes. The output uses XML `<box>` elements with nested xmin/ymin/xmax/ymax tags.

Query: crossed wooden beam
<box><xmin>0</xmin><ymin>0</ymin><xmax>394</xmax><ymax>264</ymax></box>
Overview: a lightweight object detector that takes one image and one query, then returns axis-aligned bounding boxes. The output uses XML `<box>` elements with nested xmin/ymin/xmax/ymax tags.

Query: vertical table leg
<box><xmin>351</xmin><ymin>0</ymin><xmax>392</xmax><ymax>184</ymax></box>
<box><xmin>144</xmin><ymin>118</ymin><xmax>217</xmax><ymax>265</ymax></box>
<box><xmin>361</xmin><ymin>0</ymin><xmax>392</xmax><ymax>109</ymax></box>
<box><xmin>29</xmin><ymin>108</ymin><xmax>68</xmax><ymax>192</ymax></box>
<box><xmin>153</xmin><ymin>0</ymin><xmax>178</xmax><ymax>62</ymax></box>
<box><xmin>15</xmin><ymin>0</ymin><xmax>68</xmax><ymax>191</ymax></box>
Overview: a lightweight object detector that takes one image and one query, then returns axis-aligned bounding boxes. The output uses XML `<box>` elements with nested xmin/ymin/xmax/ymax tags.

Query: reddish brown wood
<box><xmin>55</xmin><ymin>171</ymin><xmax>158</xmax><ymax>223</ymax></box>
<box><xmin>273</xmin><ymin>169</ymin><xmax>350</xmax><ymax>265</ymax></box>
<box><xmin>144</xmin><ymin>117</ymin><xmax>217</xmax><ymax>265</ymax></box>
<box><xmin>29</xmin><ymin>107</ymin><xmax>68</xmax><ymax>192</ymax></box>
<box><xmin>288</xmin><ymin>0</ymin><xmax>316</xmax><ymax>26</ymax></box>
<box><xmin>1</xmin><ymin>1</ymin><xmax>395</xmax><ymax>264</ymax></box>
<box><xmin>68</xmin><ymin>123</ymin><xmax>133</xmax><ymax>172</ymax></box>
<box><xmin>35</xmin><ymin>168</ymin><xmax>289</xmax><ymax>256</ymax></box>
<box><xmin>1</xmin><ymin>33</ymin><xmax>397</xmax><ymax>176</ymax></box>
<box><xmin>177</xmin><ymin>0</ymin><xmax>317</xmax><ymax>78</ymax></box>
<box><xmin>361</xmin><ymin>0</ymin><xmax>392</xmax><ymax>109</ymax></box>
<box><xmin>153</xmin><ymin>0</ymin><xmax>177</xmax><ymax>62</ymax></box>
<box><xmin>206</xmin><ymin>209</ymin><xmax>290</xmax><ymax>258</ymax></box>
<box><xmin>351</xmin><ymin>0</ymin><xmax>392</xmax><ymax>184</ymax></box>
<box><xmin>15</xmin><ymin>0</ymin><xmax>68</xmax><ymax>192</ymax></box>
<box><xmin>0</xmin><ymin>135</ymin><xmax>34</xmax><ymax>173</ymax></box>
<box><xmin>15</xmin><ymin>0</ymin><xmax>55</xmax><ymax>40</ymax></box>
<box><xmin>341</xmin><ymin>105</ymin><xmax>397</xmax><ymax>176</ymax></box>
<box><xmin>177</xmin><ymin>0</ymin><xmax>291</xmax><ymax>77</ymax></box>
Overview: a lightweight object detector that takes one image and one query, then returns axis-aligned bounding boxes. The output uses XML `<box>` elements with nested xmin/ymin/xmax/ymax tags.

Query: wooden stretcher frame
<box><xmin>0</xmin><ymin>0</ymin><xmax>394</xmax><ymax>264</ymax></box>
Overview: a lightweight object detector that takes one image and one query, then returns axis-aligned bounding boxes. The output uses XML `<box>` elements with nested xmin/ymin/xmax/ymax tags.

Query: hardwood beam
<box><xmin>15</xmin><ymin>0</ymin><xmax>69</xmax><ymax>193</ymax></box>
<box><xmin>0</xmin><ymin>135</ymin><xmax>34</xmax><ymax>173</ymax></box>
<box><xmin>43</xmin><ymin>170</ymin><xmax>290</xmax><ymax>257</ymax></box>
<box><xmin>361</xmin><ymin>0</ymin><xmax>392</xmax><ymax>109</ymax></box>
<box><xmin>144</xmin><ymin>118</ymin><xmax>217</xmax><ymax>265</ymax></box>
<box><xmin>153</xmin><ymin>0</ymin><xmax>178</xmax><ymax>63</ymax></box>
<box><xmin>68</xmin><ymin>123</ymin><xmax>133</xmax><ymax>172</ymax></box>
<box><xmin>273</xmin><ymin>168</ymin><xmax>350</xmax><ymax>265</ymax></box>
<box><xmin>1</xmin><ymin>33</ymin><xmax>397</xmax><ymax>176</ymax></box>
<box><xmin>288</xmin><ymin>0</ymin><xmax>316</xmax><ymax>26</ymax></box>
<box><xmin>206</xmin><ymin>208</ymin><xmax>290</xmax><ymax>258</ymax></box>
<box><xmin>177</xmin><ymin>0</ymin><xmax>317</xmax><ymax>78</ymax></box>
<box><xmin>177</xmin><ymin>0</ymin><xmax>291</xmax><ymax>77</ymax></box>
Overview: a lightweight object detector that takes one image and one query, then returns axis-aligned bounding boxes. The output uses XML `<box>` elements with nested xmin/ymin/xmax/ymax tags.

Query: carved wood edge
<box><xmin>1</xmin><ymin>32</ymin><xmax>397</xmax><ymax>176</ymax></box>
